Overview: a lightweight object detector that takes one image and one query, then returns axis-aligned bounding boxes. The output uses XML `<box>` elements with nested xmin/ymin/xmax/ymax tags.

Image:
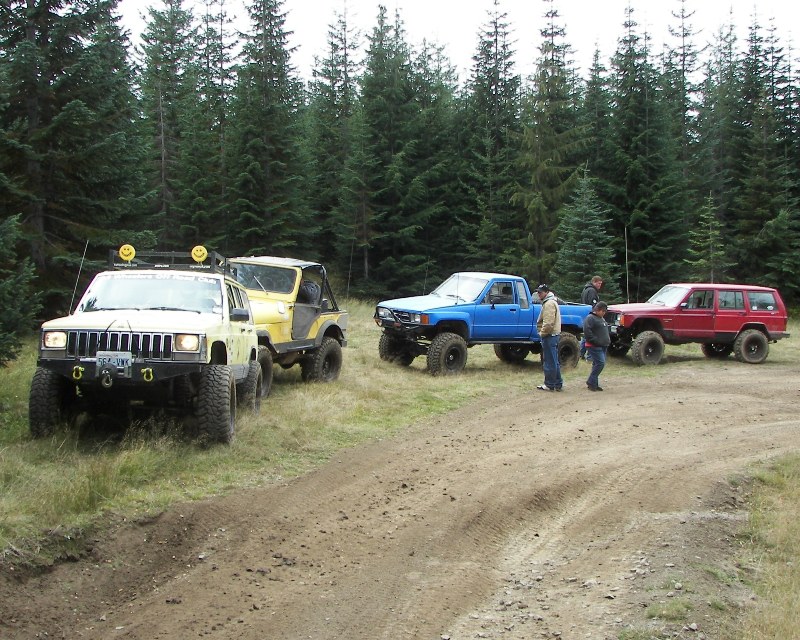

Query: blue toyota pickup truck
<box><xmin>374</xmin><ymin>272</ymin><xmax>592</xmax><ymax>375</ymax></box>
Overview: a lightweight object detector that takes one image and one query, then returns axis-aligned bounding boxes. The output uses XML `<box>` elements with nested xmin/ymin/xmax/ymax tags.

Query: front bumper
<box><xmin>37</xmin><ymin>357</ymin><xmax>205</xmax><ymax>386</ymax></box>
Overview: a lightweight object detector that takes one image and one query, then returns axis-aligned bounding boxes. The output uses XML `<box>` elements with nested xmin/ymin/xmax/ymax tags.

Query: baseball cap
<box><xmin>535</xmin><ymin>284</ymin><xmax>549</xmax><ymax>292</ymax></box>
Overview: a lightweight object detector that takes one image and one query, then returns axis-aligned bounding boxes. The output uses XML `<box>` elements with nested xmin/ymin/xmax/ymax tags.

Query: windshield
<box><xmin>432</xmin><ymin>274</ymin><xmax>489</xmax><ymax>303</ymax></box>
<box><xmin>647</xmin><ymin>285</ymin><xmax>690</xmax><ymax>306</ymax></box>
<box><xmin>77</xmin><ymin>272</ymin><xmax>224</xmax><ymax>314</ymax></box>
<box><xmin>230</xmin><ymin>262</ymin><xmax>297</xmax><ymax>294</ymax></box>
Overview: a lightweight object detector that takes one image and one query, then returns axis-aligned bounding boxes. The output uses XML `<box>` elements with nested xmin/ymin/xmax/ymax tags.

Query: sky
<box><xmin>118</xmin><ymin>0</ymin><xmax>798</xmax><ymax>81</ymax></box>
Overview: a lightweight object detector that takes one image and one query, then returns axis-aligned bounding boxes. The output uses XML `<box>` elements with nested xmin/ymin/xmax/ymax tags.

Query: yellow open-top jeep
<box><xmin>29</xmin><ymin>246</ymin><xmax>261</xmax><ymax>444</ymax></box>
<box><xmin>227</xmin><ymin>256</ymin><xmax>348</xmax><ymax>385</ymax></box>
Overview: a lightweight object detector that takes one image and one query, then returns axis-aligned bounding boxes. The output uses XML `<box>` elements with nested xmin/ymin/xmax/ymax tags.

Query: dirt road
<box><xmin>2</xmin><ymin>358</ymin><xmax>799</xmax><ymax>639</ymax></box>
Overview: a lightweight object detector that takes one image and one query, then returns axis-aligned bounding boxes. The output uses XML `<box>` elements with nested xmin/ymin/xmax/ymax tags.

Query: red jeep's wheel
<box><xmin>733</xmin><ymin>329</ymin><xmax>769</xmax><ymax>364</ymax></box>
<box><xmin>631</xmin><ymin>331</ymin><xmax>665</xmax><ymax>366</ymax></box>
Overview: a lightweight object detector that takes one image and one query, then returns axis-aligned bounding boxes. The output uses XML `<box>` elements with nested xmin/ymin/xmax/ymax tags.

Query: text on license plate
<box><xmin>96</xmin><ymin>351</ymin><xmax>133</xmax><ymax>370</ymax></box>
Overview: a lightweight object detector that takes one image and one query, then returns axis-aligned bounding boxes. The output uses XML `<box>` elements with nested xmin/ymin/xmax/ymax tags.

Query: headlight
<box><xmin>375</xmin><ymin>307</ymin><xmax>394</xmax><ymax>320</ymax></box>
<box><xmin>174</xmin><ymin>334</ymin><xmax>201</xmax><ymax>352</ymax></box>
<box><xmin>42</xmin><ymin>331</ymin><xmax>67</xmax><ymax>349</ymax></box>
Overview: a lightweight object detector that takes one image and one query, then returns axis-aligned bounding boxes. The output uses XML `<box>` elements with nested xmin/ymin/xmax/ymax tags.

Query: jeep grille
<box><xmin>393</xmin><ymin>311</ymin><xmax>414</xmax><ymax>323</ymax></box>
<box><xmin>66</xmin><ymin>331</ymin><xmax>174</xmax><ymax>359</ymax></box>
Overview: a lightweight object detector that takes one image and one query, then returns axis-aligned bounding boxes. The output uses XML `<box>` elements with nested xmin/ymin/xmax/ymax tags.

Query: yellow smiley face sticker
<box><xmin>191</xmin><ymin>245</ymin><xmax>208</xmax><ymax>263</ymax></box>
<box><xmin>119</xmin><ymin>244</ymin><xmax>136</xmax><ymax>262</ymax></box>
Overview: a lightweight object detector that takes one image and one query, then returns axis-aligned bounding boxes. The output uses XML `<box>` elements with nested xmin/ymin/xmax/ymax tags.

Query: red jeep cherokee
<box><xmin>605</xmin><ymin>283</ymin><xmax>790</xmax><ymax>365</ymax></box>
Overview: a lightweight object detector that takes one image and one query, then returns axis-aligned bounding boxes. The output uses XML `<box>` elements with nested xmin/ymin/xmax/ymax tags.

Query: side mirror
<box><xmin>230</xmin><ymin>308</ymin><xmax>250</xmax><ymax>322</ymax></box>
<box><xmin>321</xmin><ymin>298</ymin><xmax>330</xmax><ymax>311</ymax></box>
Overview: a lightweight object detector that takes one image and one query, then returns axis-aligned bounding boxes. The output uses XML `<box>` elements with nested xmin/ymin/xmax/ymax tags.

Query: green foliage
<box><xmin>551</xmin><ymin>175</ymin><xmax>623</xmax><ymax>302</ymax></box>
<box><xmin>0</xmin><ymin>216</ymin><xmax>39</xmax><ymax>365</ymax></box>
<box><xmin>684</xmin><ymin>195</ymin><xmax>734</xmax><ymax>282</ymax></box>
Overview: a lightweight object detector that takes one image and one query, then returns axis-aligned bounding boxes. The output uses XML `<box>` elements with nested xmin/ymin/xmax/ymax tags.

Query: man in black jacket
<box><xmin>580</xmin><ymin>276</ymin><xmax>603</xmax><ymax>360</ymax></box>
<box><xmin>583</xmin><ymin>301</ymin><xmax>610</xmax><ymax>391</ymax></box>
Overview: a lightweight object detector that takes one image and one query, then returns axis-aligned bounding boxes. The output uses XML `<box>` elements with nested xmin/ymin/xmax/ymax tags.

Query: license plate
<box><xmin>96</xmin><ymin>351</ymin><xmax>132</xmax><ymax>374</ymax></box>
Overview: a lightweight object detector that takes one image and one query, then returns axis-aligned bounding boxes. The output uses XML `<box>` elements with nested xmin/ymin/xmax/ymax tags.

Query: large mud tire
<box><xmin>29</xmin><ymin>368</ymin><xmax>77</xmax><ymax>438</ymax></box>
<box><xmin>733</xmin><ymin>329</ymin><xmax>769</xmax><ymax>364</ymax></box>
<box><xmin>257</xmin><ymin>346</ymin><xmax>274</xmax><ymax>397</ymax></box>
<box><xmin>197</xmin><ymin>365</ymin><xmax>236</xmax><ymax>444</ymax></box>
<box><xmin>427</xmin><ymin>332</ymin><xmax>468</xmax><ymax>376</ymax></box>
<box><xmin>379</xmin><ymin>333</ymin><xmax>415</xmax><ymax>366</ymax></box>
<box><xmin>301</xmin><ymin>337</ymin><xmax>343</xmax><ymax>382</ymax></box>
<box><xmin>631</xmin><ymin>330</ymin><xmax>665</xmax><ymax>366</ymax></box>
<box><xmin>557</xmin><ymin>334</ymin><xmax>580</xmax><ymax>369</ymax></box>
<box><xmin>493</xmin><ymin>344</ymin><xmax>530</xmax><ymax>364</ymax></box>
<box><xmin>237</xmin><ymin>360</ymin><xmax>264</xmax><ymax>414</ymax></box>
<box><xmin>701</xmin><ymin>342</ymin><xmax>733</xmax><ymax>359</ymax></box>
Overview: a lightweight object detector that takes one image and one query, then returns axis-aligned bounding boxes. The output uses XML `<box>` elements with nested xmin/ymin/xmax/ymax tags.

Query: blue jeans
<box><xmin>541</xmin><ymin>335</ymin><xmax>563</xmax><ymax>389</ymax></box>
<box><xmin>586</xmin><ymin>346</ymin><xmax>607</xmax><ymax>388</ymax></box>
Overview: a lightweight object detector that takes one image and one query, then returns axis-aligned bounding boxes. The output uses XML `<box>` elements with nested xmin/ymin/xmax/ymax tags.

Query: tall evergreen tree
<box><xmin>550</xmin><ymin>174</ymin><xmax>622</xmax><ymax>302</ymax></box>
<box><xmin>0</xmin><ymin>215</ymin><xmax>39</xmax><ymax>365</ymax></box>
<box><xmin>0</xmin><ymin>0</ymin><xmax>145</xmax><ymax>313</ymax></box>
<box><xmin>683</xmin><ymin>195</ymin><xmax>732</xmax><ymax>282</ymax></box>
<box><xmin>138</xmin><ymin>0</ymin><xmax>199</xmax><ymax>249</ymax></box>
<box><xmin>226</xmin><ymin>0</ymin><xmax>310</xmax><ymax>256</ymax></box>
<box><xmin>605</xmin><ymin>7</ymin><xmax>687</xmax><ymax>300</ymax></box>
<box><xmin>304</xmin><ymin>8</ymin><xmax>361</xmax><ymax>270</ymax></box>
<box><xmin>515</xmin><ymin>0</ymin><xmax>584</xmax><ymax>284</ymax></box>
<box><xmin>461</xmin><ymin>0</ymin><xmax>523</xmax><ymax>273</ymax></box>
<box><xmin>358</xmin><ymin>6</ymin><xmax>432</xmax><ymax>294</ymax></box>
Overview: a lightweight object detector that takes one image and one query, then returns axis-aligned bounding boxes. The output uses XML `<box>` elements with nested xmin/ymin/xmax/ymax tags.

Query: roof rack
<box><xmin>108</xmin><ymin>246</ymin><xmax>233</xmax><ymax>276</ymax></box>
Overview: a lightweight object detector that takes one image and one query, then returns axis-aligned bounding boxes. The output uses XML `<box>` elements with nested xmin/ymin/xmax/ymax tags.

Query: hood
<box><xmin>607</xmin><ymin>302</ymin><xmax>669</xmax><ymax>315</ymax></box>
<box><xmin>42</xmin><ymin>309</ymin><xmax>222</xmax><ymax>333</ymax></box>
<box><xmin>377</xmin><ymin>294</ymin><xmax>469</xmax><ymax>313</ymax></box>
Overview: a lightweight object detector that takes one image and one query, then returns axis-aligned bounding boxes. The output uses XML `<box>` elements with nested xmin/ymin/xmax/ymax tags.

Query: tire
<box><xmin>237</xmin><ymin>360</ymin><xmax>264</xmax><ymax>413</ymax></box>
<box><xmin>607</xmin><ymin>343</ymin><xmax>630</xmax><ymax>358</ymax></box>
<box><xmin>379</xmin><ymin>332</ymin><xmax>415</xmax><ymax>366</ymax></box>
<box><xmin>493</xmin><ymin>343</ymin><xmax>530</xmax><ymax>364</ymax></box>
<box><xmin>197</xmin><ymin>365</ymin><xmax>236</xmax><ymax>444</ymax></box>
<box><xmin>701</xmin><ymin>342</ymin><xmax>733</xmax><ymax>359</ymax></box>
<box><xmin>28</xmin><ymin>368</ymin><xmax>76</xmax><ymax>438</ymax></box>
<box><xmin>301</xmin><ymin>337</ymin><xmax>343</xmax><ymax>382</ymax></box>
<box><xmin>257</xmin><ymin>346</ymin><xmax>274</xmax><ymax>397</ymax></box>
<box><xmin>557</xmin><ymin>333</ymin><xmax>580</xmax><ymax>369</ymax></box>
<box><xmin>631</xmin><ymin>330</ymin><xmax>665</xmax><ymax>365</ymax></box>
<box><xmin>427</xmin><ymin>332</ymin><xmax>468</xmax><ymax>376</ymax></box>
<box><xmin>733</xmin><ymin>329</ymin><xmax>769</xmax><ymax>364</ymax></box>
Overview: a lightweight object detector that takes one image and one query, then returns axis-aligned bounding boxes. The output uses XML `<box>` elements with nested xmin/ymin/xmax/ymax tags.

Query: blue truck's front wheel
<box><xmin>427</xmin><ymin>332</ymin><xmax>468</xmax><ymax>376</ymax></box>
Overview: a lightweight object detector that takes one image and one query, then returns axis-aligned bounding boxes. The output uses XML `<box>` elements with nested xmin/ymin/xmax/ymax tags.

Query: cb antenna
<box><xmin>69</xmin><ymin>239</ymin><xmax>90</xmax><ymax>314</ymax></box>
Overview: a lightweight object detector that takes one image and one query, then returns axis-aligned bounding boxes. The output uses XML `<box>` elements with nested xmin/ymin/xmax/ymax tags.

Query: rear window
<box><xmin>747</xmin><ymin>291</ymin><xmax>778</xmax><ymax>311</ymax></box>
<box><xmin>718</xmin><ymin>290</ymin><xmax>745</xmax><ymax>310</ymax></box>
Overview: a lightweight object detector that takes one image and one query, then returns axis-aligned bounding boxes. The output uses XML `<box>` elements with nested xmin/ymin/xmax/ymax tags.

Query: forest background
<box><xmin>1</xmin><ymin>0</ymin><xmax>799</xmax><ymax>363</ymax></box>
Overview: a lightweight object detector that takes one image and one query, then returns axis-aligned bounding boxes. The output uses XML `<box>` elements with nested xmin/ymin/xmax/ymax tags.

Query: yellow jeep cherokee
<box><xmin>228</xmin><ymin>256</ymin><xmax>348</xmax><ymax>385</ymax></box>
<box><xmin>29</xmin><ymin>246</ymin><xmax>261</xmax><ymax>444</ymax></box>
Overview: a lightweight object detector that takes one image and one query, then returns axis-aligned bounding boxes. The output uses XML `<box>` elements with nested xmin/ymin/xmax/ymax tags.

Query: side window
<box><xmin>686</xmin><ymin>290</ymin><xmax>713</xmax><ymax>309</ymax></box>
<box><xmin>483</xmin><ymin>281</ymin><xmax>514</xmax><ymax>304</ymax></box>
<box><xmin>226</xmin><ymin>283</ymin><xmax>240</xmax><ymax>313</ymax></box>
<box><xmin>747</xmin><ymin>291</ymin><xmax>777</xmax><ymax>311</ymax></box>
<box><xmin>516</xmin><ymin>281</ymin><xmax>530</xmax><ymax>309</ymax></box>
<box><xmin>718</xmin><ymin>290</ymin><xmax>744</xmax><ymax>310</ymax></box>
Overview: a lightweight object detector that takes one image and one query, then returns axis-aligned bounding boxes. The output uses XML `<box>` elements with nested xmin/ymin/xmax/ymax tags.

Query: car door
<box><xmin>672</xmin><ymin>288</ymin><xmax>715</xmax><ymax>338</ymax></box>
<box><xmin>472</xmin><ymin>280</ymin><xmax>520</xmax><ymax>339</ymax></box>
<box><xmin>714</xmin><ymin>289</ymin><xmax>747</xmax><ymax>338</ymax></box>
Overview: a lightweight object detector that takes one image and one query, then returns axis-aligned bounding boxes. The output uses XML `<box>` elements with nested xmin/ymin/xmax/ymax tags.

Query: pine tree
<box><xmin>226</xmin><ymin>0</ymin><xmax>311</xmax><ymax>256</ymax></box>
<box><xmin>683</xmin><ymin>195</ymin><xmax>732</xmax><ymax>282</ymax></box>
<box><xmin>0</xmin><ymin>215</ymin><xmax>39</xmax><ymax>365</ymax></box>
<box><xmin>460</xmin><ymin>0</ymin><xmax>523</xmax><ymax>273</ymax></box>
<box><xmin>550</xmin><ymin>174</ymin><xmax>622</xmax><ymax>302</ymax></box>
<box><xmin>515</xmin><ymin>0</ymin><xmax>584</xmax><ymax>284</ymax></box>
<box><xmin>138</xmin><ymin>0</ymin><xmax>199</xmax><ymax>250</ymax></box>
<box><xmin>0</xmin><ymin>0</ymin><xmax>146</xmax><ymax>313</ymax></box>
<box><xmin>604</xmin><ymin>7</ymin><xmax>687</xmax><ymax>299</ymax></box>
